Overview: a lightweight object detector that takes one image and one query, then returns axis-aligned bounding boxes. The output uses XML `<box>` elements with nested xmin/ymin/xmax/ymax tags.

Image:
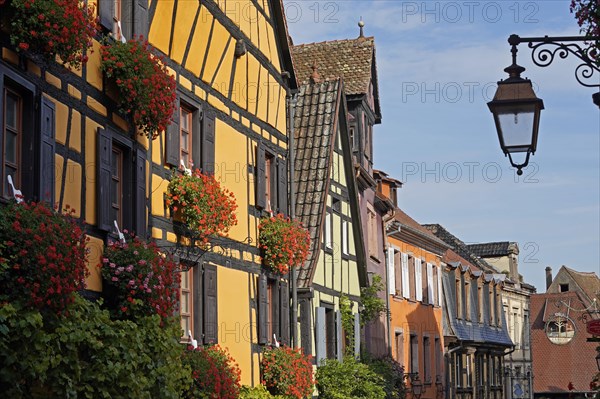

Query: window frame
<box><xmin>180</xmin><ymin>267</ymin><xmax>194</xmax><ymax>341</ymax></box>
<box><xmin>2</xmin><ymin>87</ymin><xmax>22</xmax><ymax>199</ymax></box>
<box><xmin>409</xmin><ymin>333</ymin><xmax>419</xmax><ymax>375</ymax></box>
<box><xmin>179</xmin><ymin>105</ymin><xmax>193</xmax><ymax>169</ymax></box>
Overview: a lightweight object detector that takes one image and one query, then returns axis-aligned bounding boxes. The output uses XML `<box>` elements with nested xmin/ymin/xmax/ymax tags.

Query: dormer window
<box><xmin>560</xmin><ymin>284</ymin><xmax>569</xmax><ymax>292</ymax></box>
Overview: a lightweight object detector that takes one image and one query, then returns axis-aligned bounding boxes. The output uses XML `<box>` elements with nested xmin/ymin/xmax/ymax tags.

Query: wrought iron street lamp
<box><xmin>489</xmin><ymin>34</ymin><xmax>600</xmax><ymax>174</ymax></box>
<box><xmin>411</xmin><ymin>375</ymin><xmax>424</xmax><ymax>399</ymax></box>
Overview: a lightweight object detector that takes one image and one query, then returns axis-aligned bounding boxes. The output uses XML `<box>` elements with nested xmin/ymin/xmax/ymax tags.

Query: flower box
<box><xmin>258</xmin><ymin>214</ymin><xmax>310</xmax><ymax>275</ymax></box>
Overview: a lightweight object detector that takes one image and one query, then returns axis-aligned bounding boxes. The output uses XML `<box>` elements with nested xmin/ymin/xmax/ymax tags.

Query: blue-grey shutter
<box><xmin>120</xmin><ymin>0</ymin><xmax>132</xmax><ymax>40</ymax></box>
<box><xmin>353</xmin><ymin>313</ymin><xmax>360</xmax><ymax>358</ymax></box>
<box><xmin>97</xmin><ymin>128</ymin><xmax>112</xmax><ymax>232</ymax></box>
<box><xmin>201</xmin><ymin>109</ymin><xmax>215</xmax><ymax>175</ymax></box>
<box><xmin>165</xmin><ymin>96</ymin><xmax>180</xmax><ymax>167</ymax></box>
<box><xmin>39</xmin><ymin>97</ymin><xmax>55</xmax><ymax>204</ymax></box>
<box><xmin>133</xmin><ymin>0</ymin><xmax>148</xmax><ymax>39</ymax></box>
<box><xmin>98</xmin><ymin>0</ymin><xmax>114</xmax><ymax>32</ymax></box>
<box><xmin>255</xmin><ymin>142</ymin><xmax>266</xmax><ymax>209</ymax></box>
<box><xmin>280</xmin><ymin>281</ymin><xmax>290</xmax><ymax>346</ymax></box>
<box><xmin>300</xmin><ymin>299</ymin><xmax>312</xmax><ymax>356</ymax></box>
<box><xmin>272</xmin><ymin>280</ymin><xmax>280</xmax><ymax>343</ymax></box>
<box><xmin>203</xmin><ymin>263</ymin><xmax>218</xmax><ymax>344</ymax></box>
<box><xmin>277</xmin><ymin>158</ymin><xmax>287</xmax><ymax>216</ymax></box>
<box><xmin>258</xmin><ymin>273</ymin><xmax>268</xmax><ymax>344</ymax></box>
<box><xmin>315</xmin><ymin>307</ymin><xmax>326</xmax><ymax>364</ymax></box>
<box><xmin>336</xmin><ymin>310</ymin><xmax>343</xmax><ymax>361</ymax></box>
<box><xmin>135</xmin><ymin>148</ymin><xmax>146</xmax><ymax>238</ymax></box>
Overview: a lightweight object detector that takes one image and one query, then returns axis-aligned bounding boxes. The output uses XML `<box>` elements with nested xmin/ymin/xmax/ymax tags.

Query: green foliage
<box><xmin>316</xmin><ymin>356</ymin><xmax>386</xmax><ymax>399</ymax></box>
<box><xmin>0</xmin><ymin>295</ymin><xmax>190</xmax><ymax>398</ymax></box>
<box><xmin>360</xmin><ymin>275</ymin><xmax>387</xmax><ymax>327</ymax></box>
<box><xmin>339</xmin><ymin>295</ymin><xmax>355</xmax><ymax>356</ymax></box>
<box><xmin>238</xmin><ymin>385</ymin><xmax>291</xmax><ymax>399</ymax></box>
<box><xmin>363</xmin><ymin>356</ymin><xmax>406</xmax><ymax>399</ymax></box>
<box><xmin>260</xmin><ymin>346</ymin><xmax>314</xmax><ymax>398</ymax></box>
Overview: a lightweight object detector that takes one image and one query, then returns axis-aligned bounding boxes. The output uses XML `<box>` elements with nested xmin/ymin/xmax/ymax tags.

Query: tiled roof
<box><xmin>530</xmin><ymin>291</ymin><xmax>598</xmax><ymax>394</ymax></box>
<box><xmin>293</xmin><ymin>79</ymin><xmax>342</xmax><ymax>288</ymax></box>
<box><xmin>393</xmin><ymin>209</ymin><xmax>449</xmax><ymax>249</ymax></box>
<box><xmin>443</xmin><ymin>249</ymin><xmax>480</xmax><ymax>272</ymax></box>
<box><xmin>562</xmin><ymin>266</ymin><xmax>600</xmax><ymax>305</ymax></box>
<box><xmin>292</xmin><ymin>37</ymin><xmax>375</xmax><ymax>96</ymax></box>
<box><xmin>466</xmin><ymin>242</ymin><xmax>514</xmax><ymax>257</ymax></box>
<box><xmin>423</xmin><ymin>224</ymin><xmax>497</xmax><ymax>273</ymax></box>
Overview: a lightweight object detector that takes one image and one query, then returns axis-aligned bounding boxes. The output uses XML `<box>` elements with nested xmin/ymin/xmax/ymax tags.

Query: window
<box><xmin>454</xmin><ymin>354</ymin><xmax>462</xmax><ymax>388</ymax></box>
<box><xmin>402</xmin><ymin>253</ymin><xmax>410</xmax><ymax>299</ymax></box>
<box><xmin>179</xmin><ymin>106</ymin><xmax>193</xmax><ymax>168</ymax></box>
<box><xmin>258</xmin><ymin>274</ymin><xmax>290</xmax><ymax>346</ymax></box>
<box><xmin>414</xmin><ymin>258</ymin><xmax>422</xmax><ymax>302</ymax></box>
<box><xmin>421</xmin><ymin>261</ymin><xmax>428</xmax><ymax>304</ymax></box>
<box><xmin>456</xmin><ymin>274</ymin><xmax>462</xmax><ymax>319</ymax></box>
<box><xmin>342</xmin><ymin>220</ymin><xmax>349</xmax><ymax>255</ymax></box>
<box><xmin>408</xmin><ymin>256</ymin><xmax>416</xmax><ymax>301</ymax></box>
<box><xmin>390</xmin><ymin>187</ymin><xmax>398</xmax><ymax>207</ymax></box>
<box><xmin>560</xmin><ymin>283</ymin><xmax>569</xmax><ymax>292</ymax></box>
<box><xmin>166</xmin><ymin>99</ymin><xmax>216</xmax><ymax>174</ymax></box>
<box><xmin>394</xmin><ymin>249</ymin><xmax>402</xmax><ymax>295</ymax></box>
<box><xmin>367</xmin><ymin>203</ymin><xmax>377</xmax><ymax>258</ymax></box>
<box><xmin>496</xmin><ymin>291</ymin><xmax>502</xmax><ymax>326</ymax></box>
<box><xmin>178</xmin><ymin>262</ymin><xmax>217</xmax><ymax>344</ymax></box>
<box><xmin>256</xmin><ymin>142</ymin><xmax>287</xmax><ymax>215</ymax></box>
<box><xmin>395</xmin><ymin>331</ymin><xmax>404</xmax><ymax>366</ymax></box>
<box><xmin>98</xmin><ymin>0</ymin><xmax>148</xmax><ymax>41</ymax></box>
<box><xmin>180</xmin><ymin>269</ymin><xmax>193</xmax><ymax>340</ymax></box>
<box><xmin>523</xmin><ymin>311</ymin><xmax>530</xmax><ymax>348</ymax></box>
<box><xmin>478</xmin><ymin>284</ymin><xmax>484</xmax><ymax>323</ymax></box>
<box><xmin>545</xmin><ymin>315</ymin><xmax>575</xmax><ymax>345</ymax></box>
<box><xmin>324</xmin><ymin>211</ymin><xmax>332</xmax><ymax>249</ymax></box>
<box><xmin>488</xmin><ymin>284</ymin><xmax>495</xmax><ymax>325</ymax></box>
<box><xmin>410</xmin><ymin>334</ymin><xmax>419</xmax><ymax>375</ymax></box>
<box><xmin>465</xmin><ymin>354</ymin><xmax>473</xmax><ymax>388</ymax></box>
<box><xmin>97</xmin><ymin>127</ymin><xmax>146</xmax><ymax>237</ymax></box>
<box><xmin>3</xmin><ymin>88</ymin><xmax>21</xmax><ymax>198</ymax></box>
<box><xmin>349</xmin><ymin>126</ymin><xmax>356</xmax><ymax>151</ymax></box>
<box><xmin>423</xmin><ymin>336</ymin><xmax>431</xmax><ymax>383</ymax></box>
<box><xmin>1</xmin><ymin>68</ymin><xmax>54</xmax><ymax>204</ymax></box>
<box><xmin>325</xmin><ymin>307</ymin><xmax>336</xmax><ymax>359</ymax></box>
<box><xmin>434</xmin><ymin>338</ymin><xmax>442</xmax><ymax>379</ymax></box>
<box><xmin>513</xmin><ymin>308</ymin><xmax>520</xmax><ymax>347</ymax></box>
<box><xmin>464</xmin><ymin>278</ymin><xmax>471</xmax><ymax>321</ymax></box>
<box><xmin>432</xmin><ymin>265</ymin><xmax>438</xmax><ymax>306</ymax></box>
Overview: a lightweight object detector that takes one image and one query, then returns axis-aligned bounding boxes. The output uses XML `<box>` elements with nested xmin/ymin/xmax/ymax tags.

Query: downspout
<box><xmin>285</xmin><ymin>72</ymin><xmax>299</xmax><ymax>349</ymax></box>
<box><xmin>382</xmin><ymin>209</ymin><xmax>396</xmax><ymax>357</ymax></box>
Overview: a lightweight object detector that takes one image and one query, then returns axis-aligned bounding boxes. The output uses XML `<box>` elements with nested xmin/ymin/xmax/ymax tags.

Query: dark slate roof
<box><xmin>442</xmin><ymin>269</ymin><xmax>513</xmax><ymax>347</ymax></box>
<box><xmin>466</xmin><ymin>242</ymin><xmax>513</xmax><ymax>257</ymax></box>
<box><xmin>293</xmin><ymin>79</ymin><xmax>342</xmax><ymax>288</ymax></box>
<box><xmin>423</xmin><ymin>224</ymin><xmax>497</xmax><ymax>273</ymax></box>
<box><xmin>292</xmin><ymin>37</ymin><xmax>375</xmax><ymax>96</ymax></box>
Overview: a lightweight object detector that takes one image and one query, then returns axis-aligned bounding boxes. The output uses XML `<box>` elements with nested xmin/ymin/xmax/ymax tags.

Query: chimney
<box><xmin>545</xmin><ymin>266</ymin><xmax>552</xmax><ymax>290</ymax></box>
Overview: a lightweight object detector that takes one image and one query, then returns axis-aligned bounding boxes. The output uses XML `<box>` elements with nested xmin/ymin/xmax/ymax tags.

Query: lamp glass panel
<box><xmin>497</xmin><ymin>109</ymin><xmax>535</xmax><ymax>152</ymax></box>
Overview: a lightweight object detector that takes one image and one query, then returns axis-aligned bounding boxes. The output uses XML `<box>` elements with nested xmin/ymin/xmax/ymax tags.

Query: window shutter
<box><xmin>255</xmin><ymin>142</ymin><xmax>266</xmax><ymax>209</ymax></box>
<box><xmin>336</xmin><ymin>310</ymin><xmax>343</xmax><ymax>361</ymax></box>
<box><xmin>120</xmin><ymin>1</ymin><xmax>132</xmax><ymax>40</ymax></box>
<box><xmin>165</xmin><ymin>96</ymin><xmax>180</xmax><ymax>167</ymax></box>
<box><xmin>203</xmin><ymin>263</ymin><xmax>218</xmax><ymax>344</ymax></box>
<box><xmin>135</xmin><ymin>148</ymin><xmax>147</xmax><ymax>238</ymax></box>
<box><xmin>353</xmin><ymin>312</ymin><xmax>360</xmax><ymax>358</ymax></box>
<box><xmin>277</xmin><ymin>158</ymin><xmax>288</xmax><ymax>215</ymax></box>
<box><xmin>39</xmin><ymin>97</ymin><xmax>55</xmax><ymax>204</ymax></box>
<box><xmin>193</xmin><ymin>266</ymin><xmax>202</xmax><ymax>340</ymax></box>
<box><xmin>272</xmin><ymin>280</ymin><xmax>280</xmax><ymax>343</ymax></box>
<box><xmin>315</xmin><ymin>307</ymin><xmax>326</xmax><ymax>364</ymax></box>
<box><xmin>98</xmin><ymin>0</ymin><xmax>114</xmax><ymax>32</ymax></box>
<box><xmin>279</xmin><ymin>280</ymin><xmax>290</xmax><ymax>346</ymax></box>
<box><xmin>258</xmin><ymin>273</ymin><xmax>268</xmax><ymax>344</ymax></box>
<box><xmin>133</xmin><ymin>0</ymin><xmax>149</xmax><ymax>39</ymax></box>
<box><xmin>427</xmin><ymin>263</ymin><xmax>434</xmax><ymax>304</ymax></box>
<box><xmin>387</xmin><ymin>248</ymin><xmax>395</xmax><ymax>295</ymax></box>
<box><xmin>97</xmin><ymin>127</ymin><xmax>112</xmax><ymax>232</ymax></box>
<box><xmin>402</xmin><ymin>253</ymin><xmax>410</xmax><ymax>299</ymax></box>
<box><xmin>437</xmin><ymin>266</ymin><xmax>443</xmax><ymax>306</ymax></box>
<box><xmin>300</xmin><ymin>299</ymin><xmax>312</xmax><ymax>356</ymax></box>
<box><xmin>415</xmin><ymin>258</ymin><xmax>423</xmax><ymax>302</ymax></box>
<box><xmin>201</xmin><ymin>109</ymin><xmax>216</xmax><ymax>175</ymax></box>
<box><xmin>342</xmin><ymin>221</ymin><xmax>348</xmax><ymax>255</ymax></box>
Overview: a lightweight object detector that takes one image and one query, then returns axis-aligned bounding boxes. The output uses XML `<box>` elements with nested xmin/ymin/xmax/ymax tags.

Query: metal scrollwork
<box><xmin>521</xmin><ymin>37</ymin><xmax>600</xmax><ymax>88</ymax></box>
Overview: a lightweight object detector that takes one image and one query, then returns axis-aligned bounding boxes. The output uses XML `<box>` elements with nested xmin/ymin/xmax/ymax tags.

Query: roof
<box><xmin>466</xmin><ymin>242</ymin><xmax>517</xmax><ymax>257</ymax></box>
<box><xmin>443</xmin><ymin>249</ymin><xmax>480</xmax><ymax>272</ymax></box>
<box><xmin>392</xmin><ymin>209</ymin><xmax>450</xmax><ymax>250</ymax></box>
<box><xmin>423</xmin><ymin>224</ymin><xmax>498</xmax><ymax>274</ymax></box>
<box><xmin>291</xmin><ymin>36</ymin><xmax>380</xmax><ymax>118</ymax></box>
<box><xmin>562</xmin><ymin>266</ymin><xmax>600</xmax><ymax>305</ymax></box>
<box><xmin>293</xmin><ymin>79</ymin><xmax>342</xmax><ymax>288</ymax></box>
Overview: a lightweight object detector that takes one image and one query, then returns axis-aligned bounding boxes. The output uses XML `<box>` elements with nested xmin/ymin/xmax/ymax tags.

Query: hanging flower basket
<box><xmin>100</xmin><ymin>234</ymin><xmax>180</xmax><ymax>321</ymax></box>
<box><xmin>100</xmin><ymin>37</ymin><xmax>177</xmax><ymax>140</ymax></box>
<box><xmin>258</xmin><ymin>214</ymin><xmax>310</xmax><ymax>275</ymax></box>
<box><xmin>165</xmin><ymin>169</ymin><xmax>238</xmax><ymax>245</ymax></box>
<box><xmin>7</xmin><ymin>0</ymin><xmax>97</xmax><ymax>68</ymax></box>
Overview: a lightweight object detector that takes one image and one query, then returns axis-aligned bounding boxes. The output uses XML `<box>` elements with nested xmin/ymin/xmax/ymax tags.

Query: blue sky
<box><xmin>284</xmin><ymin>0</ymin><xmax>600</xmax><ymax>292</ymax></box>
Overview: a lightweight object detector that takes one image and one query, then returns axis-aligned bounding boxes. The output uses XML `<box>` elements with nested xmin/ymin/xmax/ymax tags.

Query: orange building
<box><xmin>376</xmin><ymin>171</ymin><xmax>448</xmax><ymax>399</ymax></box>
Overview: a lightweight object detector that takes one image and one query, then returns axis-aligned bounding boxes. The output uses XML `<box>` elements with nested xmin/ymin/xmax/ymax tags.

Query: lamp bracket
<box><xmin>509</xmin><ymin>34</ymin><xmax>600</xmax><ymax>89</ymax></box>
<box><xmin>506</xmin><ymin>152</ymin><xmax>532</xmax><ymax>176</ymax></box>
